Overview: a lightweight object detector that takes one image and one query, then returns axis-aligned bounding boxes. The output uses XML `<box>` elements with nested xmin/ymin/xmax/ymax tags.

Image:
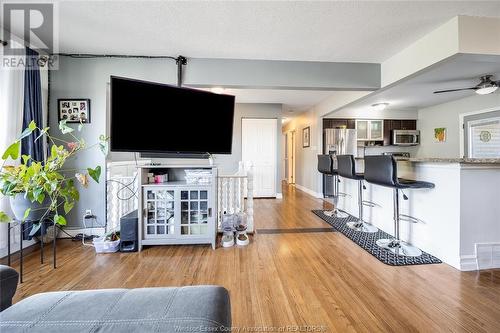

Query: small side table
<box><xmin>7</xmin><ymin>218</ymin><xmax>59</xmax><ymax>283</ymax></box>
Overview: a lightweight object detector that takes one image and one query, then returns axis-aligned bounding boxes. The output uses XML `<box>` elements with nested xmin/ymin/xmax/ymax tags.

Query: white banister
<box><xmin>217</xmin><ymin>166</ymin><xmax>254</xmax><ymax>232</ymax></box>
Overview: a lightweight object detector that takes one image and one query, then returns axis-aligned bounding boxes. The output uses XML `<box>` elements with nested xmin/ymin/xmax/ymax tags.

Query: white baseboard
<box><xmin>294</xmin><ymin>184</ymin><xmax>323</xmax><ymax>199</ymax></box>
<box><xmin>460</xmin><ymin>255</ymin><xmax>478</xmax><ymax>271</ymax></box>
<box><xmin>276</xmin><ymin>193</ymin><xmax>283</xmax><ymax>199</ymax></box>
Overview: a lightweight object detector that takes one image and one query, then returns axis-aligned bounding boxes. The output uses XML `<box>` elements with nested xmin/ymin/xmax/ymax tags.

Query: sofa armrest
<box><xmin>0</xmin><ymin>265</ymin><xmax>19</xmax><ymax>311</ymax></box>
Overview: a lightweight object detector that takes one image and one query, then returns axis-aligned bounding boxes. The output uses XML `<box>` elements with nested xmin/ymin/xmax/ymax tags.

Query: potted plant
<box><xmin>0</xmin><ymin>120</ymin><xmax>107</xmax><ymax>236</ymax></box>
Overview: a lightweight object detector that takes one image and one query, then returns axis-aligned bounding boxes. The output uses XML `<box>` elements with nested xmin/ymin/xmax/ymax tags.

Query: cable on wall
<box><xmin>55</xmin><ymin>53</ymin><xmax>188</xmax><ymax>86</ymax></box>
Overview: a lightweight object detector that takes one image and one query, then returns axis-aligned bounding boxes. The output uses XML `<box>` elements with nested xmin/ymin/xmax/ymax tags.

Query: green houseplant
<box><xmin>0</xmin><ymin>120</ymin><xmax>107</xmax><ymax>234</ymax></box>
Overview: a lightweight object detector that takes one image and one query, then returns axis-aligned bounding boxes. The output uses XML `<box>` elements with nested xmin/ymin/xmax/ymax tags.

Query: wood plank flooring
<box><xmin>10</xmin><ymin>184</ymin><xmax>500</xmax><ymax>332</ymax></box>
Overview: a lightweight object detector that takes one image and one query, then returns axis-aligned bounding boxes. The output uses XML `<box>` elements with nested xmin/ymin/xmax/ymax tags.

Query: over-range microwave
<box><xmin>392</xmin><ymin>130</ymin><xmax>420</xmax><ymax>146</ymax></box>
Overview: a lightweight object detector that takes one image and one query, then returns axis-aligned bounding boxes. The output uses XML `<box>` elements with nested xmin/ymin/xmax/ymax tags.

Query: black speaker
<box><xmin>120</xmin><ymin>210</ymin><xmax>138</xmax><ymax>252</ymax></box>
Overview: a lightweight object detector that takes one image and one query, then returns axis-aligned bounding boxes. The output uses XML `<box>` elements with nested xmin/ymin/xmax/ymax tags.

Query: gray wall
<box><xmin>49</xmin><ymin>56</ymin><xmax>282</xmax><ymax>228</ymax></box>
<box><xmin>417</xmin><ymin>92</ymin><xmax>500</xmax><ymax>158</ymax></box>
<box><xmin>215</xmin><ymin>103</ymin><xmax>282</xmax><ymax>184</ymax></box>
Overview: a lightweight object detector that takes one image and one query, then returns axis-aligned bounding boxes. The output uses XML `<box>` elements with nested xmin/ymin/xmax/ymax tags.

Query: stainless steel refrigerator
<box><xmin>323</xmin><ymin>128</ymin><xmax>357</xmax><ymax>197</ymax></box>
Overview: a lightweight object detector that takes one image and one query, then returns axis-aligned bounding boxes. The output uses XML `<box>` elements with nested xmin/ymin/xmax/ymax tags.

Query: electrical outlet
<box><xmin>85</xmin><ymin>209</ymin><xmax>92</xmax><ymax>216</ymax></box>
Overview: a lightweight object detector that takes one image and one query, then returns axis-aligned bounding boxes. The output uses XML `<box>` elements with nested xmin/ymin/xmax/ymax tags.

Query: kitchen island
<box><xmin>338</xmin><ymin>158</ymin><xmax>500</xmax><ymax>271</ymax></box>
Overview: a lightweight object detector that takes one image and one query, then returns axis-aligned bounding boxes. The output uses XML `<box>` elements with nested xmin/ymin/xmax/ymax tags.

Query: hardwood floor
<box><xmin>10</xmin><ymin>184</ymin><xmax>500</xmax><ymax>332</ymax></box>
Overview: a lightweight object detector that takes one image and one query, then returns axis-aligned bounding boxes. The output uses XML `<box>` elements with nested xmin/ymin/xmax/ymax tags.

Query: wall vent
<box><xmin>475</xmin><ymin>243</ymin><xmax>500</xmax><ymax>270</ymax></box>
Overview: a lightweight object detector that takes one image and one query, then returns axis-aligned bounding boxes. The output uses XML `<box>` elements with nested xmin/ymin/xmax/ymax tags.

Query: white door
<box><xmin>242</xmin><ymin>118</ymin><xmax>277</xmax><ymax>197</ymax></box>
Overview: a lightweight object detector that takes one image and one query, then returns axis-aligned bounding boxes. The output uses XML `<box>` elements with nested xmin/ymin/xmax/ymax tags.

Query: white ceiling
<box><xmin>37</xmin><ymin>1</ymin><xmax>500</xmax><ymax>62</ymax></box>
<box><xmin>5</xmin><ymin>1</ymin><xmax>499</xmax><ymax>112</ymax></box>
<box><xmin>328</xmin><ymin>54</ymin><xmax>500</xmax><ymax>116</ymax></box>
<box><xmin>195</xmin><ymin>88</ymin><xmax>334</xmax><ymax>112</ymax></box>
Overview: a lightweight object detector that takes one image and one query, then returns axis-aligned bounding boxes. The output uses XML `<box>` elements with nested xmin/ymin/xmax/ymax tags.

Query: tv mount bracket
<box><xmin>176</xmin><ymin>55</ymin><xmax>187</xmax><ymax>87</ymax></box>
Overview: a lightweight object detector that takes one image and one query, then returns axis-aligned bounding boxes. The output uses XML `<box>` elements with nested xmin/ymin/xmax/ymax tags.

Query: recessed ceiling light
<box><xmin>211</xmin><ymin>87</ymin><xmax>225</xmax><ymax>94</ymax></box>
<box><xmin>371</xmin><ymin>103</ymin><xmax>389</xmax><ymax>111</ymax></box>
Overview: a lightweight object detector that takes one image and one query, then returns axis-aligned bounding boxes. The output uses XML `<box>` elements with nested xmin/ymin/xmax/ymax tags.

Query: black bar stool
<box><xmin>364</xmin><ymin>155</ymin><xmax>435</xmax><ymax>256</ymax></box>
<box><xmin>337</xmin><ymin>155</ymin><xmax>378</xmax><ymax>233</ymax></box>
<box><xmin>317</xmin><ymin>154</ymin><xmax>348</xmax><ymax>218</ymax></box>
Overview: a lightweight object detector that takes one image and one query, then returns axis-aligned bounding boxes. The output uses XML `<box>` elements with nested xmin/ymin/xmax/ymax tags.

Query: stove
<box><xmin>382</xmin><ymin>152</ymin><xmax>411</xmax><ymax>158</ymax></box>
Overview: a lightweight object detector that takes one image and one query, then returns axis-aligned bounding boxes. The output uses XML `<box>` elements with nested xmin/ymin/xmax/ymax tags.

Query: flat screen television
<box><xmin>110</xmin><ymin>76</ymin><xmax>235</xmax><ymax>155</ymax></box>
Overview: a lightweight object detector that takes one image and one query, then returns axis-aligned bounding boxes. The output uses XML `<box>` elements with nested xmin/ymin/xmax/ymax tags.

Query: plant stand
<box><xmin>6</xmin><ymin>218</ymin><xmax>58</xmax><ymax>283</ymax></box>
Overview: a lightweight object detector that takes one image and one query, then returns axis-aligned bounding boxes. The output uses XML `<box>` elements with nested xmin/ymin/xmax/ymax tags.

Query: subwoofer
<box><xmin>119</xmin><ymin>210</ymin><xmax>138</xmax><ymax>252</ymax></box>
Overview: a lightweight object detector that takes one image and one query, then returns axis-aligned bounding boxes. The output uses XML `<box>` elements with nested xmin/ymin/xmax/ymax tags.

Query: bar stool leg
<box><xmin>376</xmin><ymin>189</ymin><xmax>422</xmax><ymax>256</ymax></box>
<box><xmin>346</xmin><ymin>180</ymin><xmax>377</xmax><ymax>233</ymax></box>
<box><xmin>324</xmin><ymin>174</ymin><xmax>349</xmax><ymax>219</ymax></box>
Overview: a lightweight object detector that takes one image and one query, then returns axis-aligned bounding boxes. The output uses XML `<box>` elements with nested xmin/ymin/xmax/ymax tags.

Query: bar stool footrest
<box><xmin>376</xmin><ymin>238</ymin><xmax>422</xmax><ymax>257</ymax></box>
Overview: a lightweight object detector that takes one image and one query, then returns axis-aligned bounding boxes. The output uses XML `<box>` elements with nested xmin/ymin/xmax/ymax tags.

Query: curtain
<box><xmin>21</xmin><ymin>47</ymin><xmax>44</xmax><ymax>162</ymax></box>
<box><xmin>0</xmin><ymin>44</ymin><xmax>25</xmax><ymax>254</ymax></box>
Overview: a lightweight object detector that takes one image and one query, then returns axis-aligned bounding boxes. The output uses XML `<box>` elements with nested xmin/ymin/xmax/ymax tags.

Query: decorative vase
<box><xmin>9</xmin><ymin>193</ymin><xmax>51</xmax><ymax>221</ymax></box>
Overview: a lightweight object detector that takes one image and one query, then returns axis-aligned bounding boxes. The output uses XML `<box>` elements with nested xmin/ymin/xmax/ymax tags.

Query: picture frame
<box><xmin>58</xmin><ymin>99</ymin><xmax>91</xmax><ymax>123</ymax></box>
<box><xmin>302</xmin><ymin>126</ymin><xmax>310</xmax><ymax>148</ymax></box>
<box><xmin>433</xmin><ymin>127</ymin><xmax>446</xmax><ymax>143</ymax></box>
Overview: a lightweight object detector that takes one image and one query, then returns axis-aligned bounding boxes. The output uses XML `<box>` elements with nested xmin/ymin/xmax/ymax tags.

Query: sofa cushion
<box><xmin>0</xmin><ymin>265</ymin><xmax>19</xmax><ymax>311</ymax></box>
<box><xmin>0</xmin><ymin>285</ymin><xmax>231</xmax><ymax>332</ymax></box>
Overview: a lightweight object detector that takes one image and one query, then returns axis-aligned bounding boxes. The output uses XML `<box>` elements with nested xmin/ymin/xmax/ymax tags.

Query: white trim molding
<box><xmin>294</xmin><ymin>184</ymin><xmax>323</xmax><ymax>199</ymax></box>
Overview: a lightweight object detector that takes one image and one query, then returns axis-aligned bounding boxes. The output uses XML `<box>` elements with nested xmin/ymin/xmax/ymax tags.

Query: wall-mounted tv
<box><xmin>110</xmin><ymin>76</ymin><xmax>235</xmax><ymax>154</ymax></box>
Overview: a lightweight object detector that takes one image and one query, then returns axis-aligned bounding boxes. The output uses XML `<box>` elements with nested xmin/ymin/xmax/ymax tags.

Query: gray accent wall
<box><xmin>417</xmin><ymin>92</ymin><xmax>500</xmax><ymax>158</ymax></box>
<box><xmin>49</xmin><ymin>56</ymin><xmax>282</xmax><ymax>228</ymax></box>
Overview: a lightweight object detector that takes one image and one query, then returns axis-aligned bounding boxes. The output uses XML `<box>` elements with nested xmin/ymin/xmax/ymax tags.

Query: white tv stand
<box><xmin>137</xmin><ymin>164</ymin><xmax>218</xmax><ymax>251</ymax></box>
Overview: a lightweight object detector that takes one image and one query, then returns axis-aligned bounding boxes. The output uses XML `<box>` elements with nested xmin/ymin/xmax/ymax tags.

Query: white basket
<box><xmin>93</xmin><ymin>237</ymin><xmax>120</xmax><ymax>253</ymax></box>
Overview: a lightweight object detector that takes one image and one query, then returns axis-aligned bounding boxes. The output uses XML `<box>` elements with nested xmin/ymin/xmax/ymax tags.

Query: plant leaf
<box><xmin>0</xmin><ymin>211</ymin><xmax>11</xmax><ymax>223</ymax></box>
<box><xmin>18</xmin><ymin>124</ymin><xmax>36</xmax><ymax>140</ymax></box>
<box><xmin>23</xmin><ymin>208</ymin><xmax>31</xmax><ymax>220</ymax></box>
<box><xmin>2</xmin><ymin>141</ymin><xmax>20</xmax><ymax>160</ymax></box>
<box><xmin>78</xmin><ymin>123</ymin><xmax>83</xmax><ymax>132</ymax></box>
<box><xmin>87</xmin><ymin>166</ymin><xmax>101</xmax><ymax>183</ymax></box>
<box><xmin>28</xmin><ymin>120</ymin><xmax>37</xmax><ymax>131</ymax></box>
<box><xmin>99</xmin><ymin>142</ymin><xmax>108</xmax><ymax>156</ymax></box>
<box><xmin>59</xmin><ymin>119</ymin><xmax>74</xmax><ymax>134</ymax></box>
<box><xmin>64</xmin><ymin>201</ymin><xmax>74</xmax><ymax>214</ymax></box>
<box><xmin>37</xmin><ymin>192</ymin><xmax>46</xmax><ymax>204</ymax></box>
<box><xmin>99</xmin><ymin>135</ymin><xmax>109</xmax><ymax>156</ymax></box>
<box><xmin>54</xmin><ymin>214</ymin><xmax>67</xmax><ymax>226</ymax></box>
<box><xmin>21</xmin><ymin>154</ymin><xmax>30</xmax><ymax>164</ymax></box>
<box><xmin>29</xmin><ymin>223</ymin><xmax>41</xmax><ymax>237</ymax></box>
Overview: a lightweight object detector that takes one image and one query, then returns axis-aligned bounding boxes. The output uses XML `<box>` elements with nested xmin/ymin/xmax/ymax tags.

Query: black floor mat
<box><xmin>312</xmin><ymin>210</ymin><xmax>442</xmax><ymax>266</ymax></box>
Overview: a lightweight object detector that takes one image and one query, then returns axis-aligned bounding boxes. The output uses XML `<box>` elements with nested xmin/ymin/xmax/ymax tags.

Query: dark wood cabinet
<box><xmin>322</xmin><ymin>118</ymin><xmax>356</xmax><ymax>129</ymax></box>
<box><xmin>323</xmin><ymin>118</ymin><xmax>417</xmax><ymax>146</ymax></box>
<box><xmin>382</xmin><ymin>119</ymin><xmax>417</xmax><ymax>145</ymax></box>
<box><xmin>401</xmin><ymin>120</ymin><xmax>417</xmax><ymax>130</ymax></box>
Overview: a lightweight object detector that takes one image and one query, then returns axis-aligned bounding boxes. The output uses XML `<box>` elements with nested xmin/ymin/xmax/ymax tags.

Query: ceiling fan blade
<box><xmin>433</xmin><ymin>87</ymin><xmax>476</xmax><ymax>94</ymax></box>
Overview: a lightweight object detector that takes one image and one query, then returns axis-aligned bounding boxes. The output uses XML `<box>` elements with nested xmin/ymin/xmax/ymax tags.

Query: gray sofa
<box><xmin>0</xmin><ymin>266</ymin><xmax>231</xmax><ymax>332</ymax></box>
<box><xmin>0</xmin><ymin>265</ymin><xmax>19</xmax><ymax>311</ymax></box>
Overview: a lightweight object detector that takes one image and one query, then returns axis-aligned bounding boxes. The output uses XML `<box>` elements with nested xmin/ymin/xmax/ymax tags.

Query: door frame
<box><xmin>241</xmin><ymin>117</ymin><xmax>278</xmax><ymax>198</ymax></box>
<box><xmin>286</xmin><ymin>130</ymin><xmax>296</xmax><ymax>184</ymax></box>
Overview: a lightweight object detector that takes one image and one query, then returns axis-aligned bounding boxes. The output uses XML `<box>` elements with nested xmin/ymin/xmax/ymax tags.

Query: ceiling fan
<box><xmin>433</xmin><ymin>75</ymin><xmax>499</xmax><ymax>95</ymax></box>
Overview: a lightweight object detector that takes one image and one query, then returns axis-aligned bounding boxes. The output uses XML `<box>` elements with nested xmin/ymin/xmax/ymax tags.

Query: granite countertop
<box><xmin>397</xmin><ymin>157</ymin><xmax>500</xmax><ymax>164</ymax></box>
<box><xmin>356</xmin><ymin>157</ymin><xmax>500</xmax><ymax>164</ymax></box>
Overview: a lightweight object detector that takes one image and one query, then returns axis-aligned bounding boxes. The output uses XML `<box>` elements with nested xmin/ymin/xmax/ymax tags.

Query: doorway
<box><xmin>285</xmin><ymin>130</ymin><xmax>296</xmax><ymax>184</ymax></box>
<box><xmin>242</xmin><ymin>118</ymin><xmax>278</xmax><ymax>198</ymax></box>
